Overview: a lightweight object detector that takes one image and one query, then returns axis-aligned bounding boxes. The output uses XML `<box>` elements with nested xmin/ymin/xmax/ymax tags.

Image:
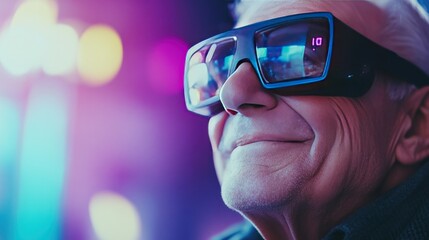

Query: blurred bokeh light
<box><xmin>0</xmin><ymin>0</ymin><xmax>58</xmax><ymax>76</ymax></box>
<box><xmin>43</xmin><ymin>23</ymin><xmax>79</xmax><ymax>76</ymax></box>
<box><xmin>89</xmin><ymin>191</ymin><xmax>142</xmax><ymax>240</ymax></box>
<box><xmin>77</xmin><ymin>25</ymin><xmax>123</xmax><ymax>85</ymax></box>
<box><xmin>0</xmin><ymin>0</ymin><xmax>240</xmax><ymax>239</ymax></box>
<box><xmin>146</xmin><ymin>37</ymin><xmax>188</xmax><ymax>94</ymax></box>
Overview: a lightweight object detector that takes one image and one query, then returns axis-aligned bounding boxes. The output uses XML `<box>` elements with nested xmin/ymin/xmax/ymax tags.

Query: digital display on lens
<box><xmin>255</xmin><ymin>18</ymin><xmax>329</xmax><ymax>83</ymax></box>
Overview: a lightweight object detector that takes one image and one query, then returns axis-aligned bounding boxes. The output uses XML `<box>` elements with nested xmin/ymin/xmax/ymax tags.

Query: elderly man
<box><xmin>184</xmin><ymin>0</ymin><xmax>429</xmax><ymax>239</ymax></box>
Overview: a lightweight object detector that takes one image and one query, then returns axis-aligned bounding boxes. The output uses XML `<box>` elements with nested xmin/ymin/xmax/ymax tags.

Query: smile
<box><xmin>232</xmin><ymin>136</ymin><xmax>310</xmax><ymax>151</ymax></box>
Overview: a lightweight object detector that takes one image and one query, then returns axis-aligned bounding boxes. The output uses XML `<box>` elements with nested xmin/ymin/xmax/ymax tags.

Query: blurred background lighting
<box><xmin>77</xmin><ymin>25</ymin><xmax>123</xmax><ymax>85</ymax></box>
<box><xmin>0</xmin><ymin>0</ymin><xmax>241</xmax><ymax>239</ymax></box>
<box><xmin>0</xmin><ymin>98</ymin><xmax>20</xmax><ymax>239</ymax></box>
<box><xmin>14</xmin><ymin>80</ymin><xmax>70</xmax><ymax>239</ymax></box>
<box><xmin>0</xmin><ymin>98</ymin><xmax>20</xmax><ymax>165</ymax></box>
<box><xmin>10</xmin><ymin>0</ymin><xmax>58</xmax><ymax>28</ymax></box>
<box><xmin>0</xmin><ymin>25</ymin><xmax>42</xmax><ymax>76</ymax></box>
<box><xmin>42</xmin><ymin>24</ymin><xmax>79</xmax><ymax>75</ymax></box>
<box><xmin>89</xmin><ymin>191</ymin><xmax>142</xmax><ymax>240</ymax></box>
<box><xmin>146</xmin><ymin>37</ymin><xmax>188</xmax><ymax>94</ymax></box>
<box><xmin>0</xmin><ymin>0</ymin><xmax>58</xmax><ymax>76</ymax></box>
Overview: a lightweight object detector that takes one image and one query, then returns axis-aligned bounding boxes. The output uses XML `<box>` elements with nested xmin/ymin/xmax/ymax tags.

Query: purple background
<box><xmin>0</xmin><ymin>0</ymin><xmax>242</xmax><ymax>239</ymax></box>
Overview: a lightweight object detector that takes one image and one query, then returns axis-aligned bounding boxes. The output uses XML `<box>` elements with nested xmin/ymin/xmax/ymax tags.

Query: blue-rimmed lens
<box><xmin>255</xmin><ymin>18</ymin><xmax>329</xmax><ymax>84</ymax></box>
<box><xmin>184</xmin><ymin>13</ymin><xmax>336</xmax><ymax>116</ymax></box>
<box><xmin>186</xmin><ymin>38</ymin><xmax>236</xmax><ymax>107</ymax></box>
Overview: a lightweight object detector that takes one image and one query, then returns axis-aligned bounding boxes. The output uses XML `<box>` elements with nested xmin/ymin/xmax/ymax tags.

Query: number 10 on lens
<box><xmin>312</xmin><ymin>37</ymin><xmax>323</xmax><ymax>47</ymax></box>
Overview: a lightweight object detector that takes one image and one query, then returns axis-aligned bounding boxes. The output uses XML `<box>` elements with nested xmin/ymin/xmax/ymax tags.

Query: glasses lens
<box><xmin>255</xmin><ymin>18</ymin><xmax>329</xmax><ymax>83</ymax></box>
<box><xmin>186</xmin><ymin>38</ymin><xmax>236</xmax><ymax>107</ymax></box>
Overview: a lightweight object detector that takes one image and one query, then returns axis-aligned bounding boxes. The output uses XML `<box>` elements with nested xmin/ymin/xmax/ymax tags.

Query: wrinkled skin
<box><xmin>208</xmin><ymin>2</ymin><xmax>428</xmax><ymax>239</ymax></box>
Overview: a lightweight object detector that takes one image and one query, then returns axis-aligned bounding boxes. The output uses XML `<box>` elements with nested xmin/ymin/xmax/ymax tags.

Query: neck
<box><xmin>240</xmin><ymin>163</ymin><xmax>420</xmax><ymax>240</ymax></box>
<box><xmin>243</xmin><ymin>207</ymin><xmax>326</xmax><ymax>240</ymax></box>
<box><xmin>240</xmin><ymin>189</ymin><xmax>380</xmax><ymax>239</ymax></box>
<box><xmin>242</xmin><ymin>205</ymin><xmax>339</xmax><ymax>240</ymax></box>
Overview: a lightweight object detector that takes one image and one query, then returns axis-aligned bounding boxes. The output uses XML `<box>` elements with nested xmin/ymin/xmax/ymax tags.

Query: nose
<box><xmin>219</xmin><ymin>62</ymin><xmax>277</xmax><ymax>116</ymax></box>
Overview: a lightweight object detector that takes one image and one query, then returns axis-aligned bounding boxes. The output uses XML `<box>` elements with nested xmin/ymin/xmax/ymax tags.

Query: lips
<box><xmin>224</xmin><ymin>133</ymin><xmax>312</xmax><ymax>155</ymax></box>
<box><xmin>235</xmin><ymin>136</ymin><xmax>295</xmax><ymax>147</ymax></box>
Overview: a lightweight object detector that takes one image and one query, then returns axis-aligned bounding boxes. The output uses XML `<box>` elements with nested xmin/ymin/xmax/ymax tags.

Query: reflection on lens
<box><xmin>186</xmin><ymin>38</ymin><xmax>236</xmax><ymax>107</ymax></box>
<box><xmin>188</xmin><ymin>63</ymin><xmax>209</xmax><ymax>88</ymax></box>
<box><xmin>189</xmin><ymin>88</ymin><xmax>201</xmax><ymax>106</ymax></box>
<box><xmin>255</xmin><ymin>19</ymin><xmax>329</xmax><ymax>83</ymax></box>
<box><xmin>258</xmin><ymin>45</ymin><xmax>306</xmax><ymax>81</ymax></box>
<box><xmin>189</xmin><ymin>51</ymin><xmax>203</xmax><ymax>67</ymax></box>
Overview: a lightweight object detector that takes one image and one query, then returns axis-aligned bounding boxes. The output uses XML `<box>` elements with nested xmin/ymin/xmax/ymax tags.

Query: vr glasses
<box><xmin>184</xmin><ymin>12</ymin><xmax>429</xmax><ymax>116</ymax></box>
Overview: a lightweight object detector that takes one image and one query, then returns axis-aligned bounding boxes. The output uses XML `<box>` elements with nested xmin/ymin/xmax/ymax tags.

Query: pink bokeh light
<box><xmin>146</xmin><ymin>37</ymin><xmax>188</xmax><ymax>95</ymax></box>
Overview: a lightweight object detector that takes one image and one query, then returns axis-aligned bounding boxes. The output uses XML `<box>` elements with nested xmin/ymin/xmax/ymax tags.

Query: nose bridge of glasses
<box><xmin>229</xmin><ymin>31</ymin><xmax>260</xmax><ymax>78</ymax></box>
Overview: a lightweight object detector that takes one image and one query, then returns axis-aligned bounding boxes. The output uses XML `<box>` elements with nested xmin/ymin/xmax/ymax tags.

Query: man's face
<box><xmin>208</xmin><ymin>2</ymin><xmax>401</xmax><ymax>211</ymax></box>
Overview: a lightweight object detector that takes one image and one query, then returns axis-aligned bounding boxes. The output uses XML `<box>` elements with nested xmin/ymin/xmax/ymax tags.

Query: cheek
<box><xmin>283</xmin><ymin>97</ymin><xmax>380</xmax><ymax>197</ymax></box>
<box><xmin>305</xmin><ymin>97</ymin><xmax>373</xmax><ymax>172</ymax></box>
<box><xmin>283</xmin><ymin>97</ymin><xmax>340</xmax><ymax>161</ymax></box>
<box><xmin>208</xmin><ymin>113</ymin><xmax>227</xmax><ymax>147</ymax></box>
<box><xmin>208</xmin><ymin>112</ymin><xmax>229</xmax><ymax>182</ymax></box>
<box><xmin>285</xmin><ymin>96</ymin><xmax>375</xmax><ymax>153</ymax></box>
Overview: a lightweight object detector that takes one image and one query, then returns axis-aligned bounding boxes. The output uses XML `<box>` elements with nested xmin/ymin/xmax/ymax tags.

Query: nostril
<box><xmin>240</xmin><ymin>103</ymin><xmax>265</xmax><ymax>110</ymax></box>
<box><xmin>225</xmin><ymin>109</ymin><xmax>238</xmax><ymax>115</ymax></box>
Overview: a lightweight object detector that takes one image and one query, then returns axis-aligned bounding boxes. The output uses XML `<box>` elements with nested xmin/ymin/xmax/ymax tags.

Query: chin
<box><xmin>220</xmin><ymin>169</ymin><xmax>301</xmax><ymax>212</ymax></box>
<box><xmin>219</xmin><ymin>156</ymin><xmax>313</xmax><ymax>213</ymax></box>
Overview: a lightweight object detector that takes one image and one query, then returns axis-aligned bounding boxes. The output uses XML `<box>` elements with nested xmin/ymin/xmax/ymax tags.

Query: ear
<box><xmin>396</xmin><ymin>86</ymin><xmax>429</xmax><ymax>165</ymax></box>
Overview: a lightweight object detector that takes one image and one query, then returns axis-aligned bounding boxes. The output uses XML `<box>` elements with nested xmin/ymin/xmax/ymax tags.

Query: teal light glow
<box><xmin>0</xmin><ymin>98</ymin><xmax>20</xmax><ymax>239</ymax></box>
<box><xmin>13</xmin><ymin>80</ymin><xmax>70</xmax><ymax>240</ymax></box>
<box><xmin>222</xmin><ymin>55</ymin><xmax>233</xmax><ymax>71</ymax></box>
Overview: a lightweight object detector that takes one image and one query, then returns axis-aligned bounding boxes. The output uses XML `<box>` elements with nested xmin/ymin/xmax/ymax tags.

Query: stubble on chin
<box><xmin>219</xmin><ymin>150</ymin><xmax>311</xmax><ymax>213</ymax></box>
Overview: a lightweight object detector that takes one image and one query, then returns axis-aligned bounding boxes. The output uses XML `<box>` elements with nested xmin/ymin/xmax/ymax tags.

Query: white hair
<box><xmin>376</xmin><ymin>0</ymin><xmax>429</xmax><ymax>77</ymax></box>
